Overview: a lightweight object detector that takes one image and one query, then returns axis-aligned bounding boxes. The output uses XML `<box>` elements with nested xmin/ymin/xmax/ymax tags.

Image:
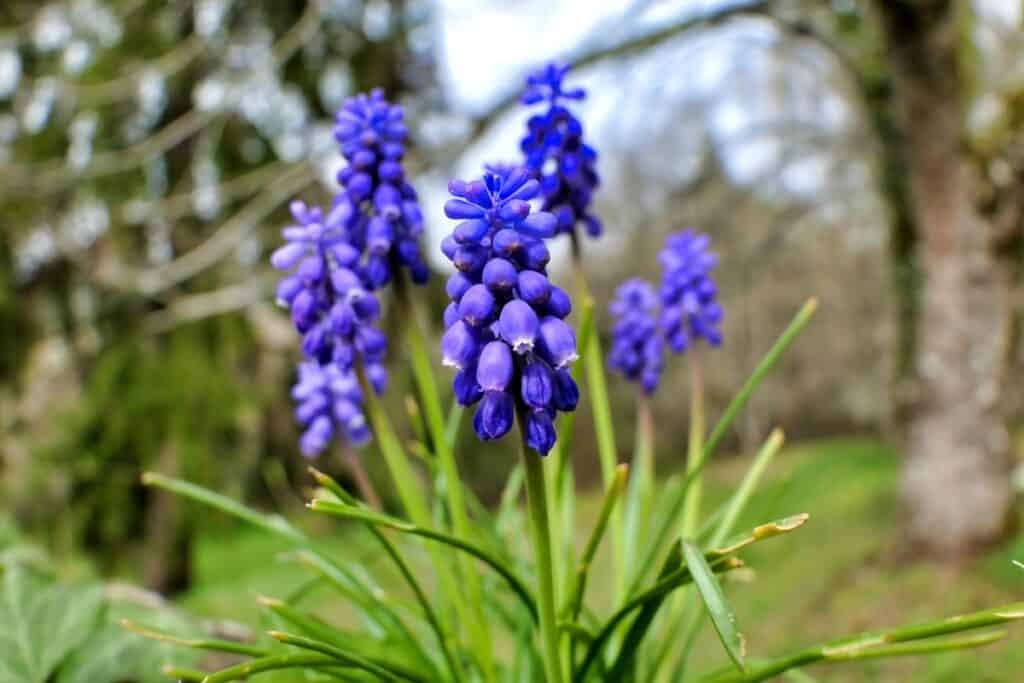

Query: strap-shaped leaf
<box><xmin>590</xmin><ymin>515</ymin><xmax>809</xmax><ymax>682</ymax></box>
<box><xmin>684</xmin><ymin>540</ymin><xmax>746</xmax><ymax>672</ymax></box>
<box><xmin>566</xmin><ymin>464</ymin><xmax>629</xmax><ymax>620</ymax></box>
<box><xmin>310</xmin><ymin>469</ymin><xmax>460</xmax><ymax>681</ymax></box>
<box><xmin>701</xmin><ymin>602</ymin><xmax>1024</xmax><ymax>682</ymax></box>
<box><xmin>574</xmin><ymin>554</ymin><xmax>743</xmax><ymax>682</ymax></box>
<box><xmin>201</xmin><ymin>652</ymin><xmax>353</xmax><ymax>683</ymax></box>
<box><xmin>629</xmin><ymin>299</ymin><xmax>817</xmax><ymax>594</ymax></box>
<box><xmin>310</xmin><ymin>497</ymin><xmax>538</xmax><ymax>622</ymax></box>
<box><xmin>260</xmin><ymin>598</ymin><xmax>436</xmax><ymax>682</ymax></box>
<box><xmin>121</xmin><ymin>620</ymin><xmax>267</xmax><ymax>657</ymax></box>
<box><xmin>141</xmin><ymin>473</ymin><xmax>304</xmax><ymax>542</ymax></box>
<box><xmin>269</xmin><ymin>631</ymin><xmax>420</xmax><ymax>682</ymax></box>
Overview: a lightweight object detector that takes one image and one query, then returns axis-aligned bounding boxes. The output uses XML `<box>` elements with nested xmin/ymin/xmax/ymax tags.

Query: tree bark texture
<box><xmin>875</xmin><ymin>0</ymin><xmax>1017</xmax><ymax>558</ymax></box>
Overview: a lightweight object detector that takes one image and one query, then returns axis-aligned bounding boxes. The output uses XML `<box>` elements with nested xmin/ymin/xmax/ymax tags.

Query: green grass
<box><xmin>180</xmin><ymin>438</ymin><xmax>1024</xmax><ymax>682</ymax></box>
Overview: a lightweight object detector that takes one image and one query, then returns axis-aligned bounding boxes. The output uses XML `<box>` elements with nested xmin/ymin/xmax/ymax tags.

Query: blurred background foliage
<box><xmin>0</xmin><ymin>0</ymin><xmax>1021</xmax><ymax>628</ymax></box>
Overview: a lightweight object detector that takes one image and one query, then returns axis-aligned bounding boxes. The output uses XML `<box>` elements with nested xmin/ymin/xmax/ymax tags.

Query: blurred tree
<box><xmin>865</xmin><ymin>0</ymin><xmax>1022</xmax><ymax>557</ymax></box>
<box><xmin>0</xmin><ymin>0</ymin><xmax>434</xmax><ymax>589</ymax></box>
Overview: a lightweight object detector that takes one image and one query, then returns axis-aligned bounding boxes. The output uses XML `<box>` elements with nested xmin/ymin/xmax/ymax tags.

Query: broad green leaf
<box><xmin>57</xmin><ymin>623</ymin><xmax>179</xmax><ymax>683</ymax></box>
<box><xmin>683</xmin><ymin>540</ymin><xmax>746</xmax><ymax>672</ymax></box>
<box><xmin>0</xmin><ymin>566</ymin><xmax>104</xmax><ymax>683</ymax></box>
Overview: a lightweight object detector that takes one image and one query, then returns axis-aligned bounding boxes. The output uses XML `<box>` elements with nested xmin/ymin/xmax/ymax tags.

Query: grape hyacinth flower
<box><xmin>659</xmin><ymin>230</ymin><xmax>723</xmax><ymax>352</ymax></box>
<box><xmin>608</xmin><ymin>278</ymin><xmax>665</xmax><ymax>393</ymax></box>
<box><xmin>292</xmin><ymin>361</ymin><xmax>387</xmax><ymax>456</ymax></box>
<box><xmin>519</xmin><ymin>62</ymin><xmax>601</xmax><ymax>238</ymax></box>
<box><xmin>328</xmin><ymin>89</ymin><xmax>430</xmax><ymax>288</ymax></box>
<box><xmin>439</xmin><ymin>167</ymin><xmax>580</xmax><ymax>455</ymax></box>
<box><xmin>272</xmin><ymin>200</ymin><xmax>389</xmax><ymax>453</ymax></box>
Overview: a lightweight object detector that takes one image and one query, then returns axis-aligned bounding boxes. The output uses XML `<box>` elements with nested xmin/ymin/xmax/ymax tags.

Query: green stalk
<box><xmin>681</xmin><ymin>352</ymin><xmax>705</xmax><ymax>539</ymax></box>
<box><xmin>570</xmin><ymin>238</ymin><xmax>624</xmax><ymax>600</ymax></box>
<box><xmin>520</xmin><ymin>409</ymin><xmax>565</xmax><ymax>683</ymax></box>
<box><xmin>549</xmin><ymin>294</ymin><xmax>594</xmax><ymax>630</ymax></box>
<box><xmin>339</xmin><ymin>443</ymin><xmax>382</xmax><ymax>510</ymax></box>
<box><xmin>622</xmin><ymin>390</ymin><xmax>655</xmax><ymax>587</ymax></box>
<box><xmin>394</xmin><ymin>275</ymin><xmax>495</xmax><ymax>681</ymax></box>
<box><xmin>569</xmin><ymin>464</ymin><xmax>629</xmax><ymax>622</ymax></box>
<box><xmin>356</xmin><ymin>365</ymin><xmax>472</xmax><ymax>679</ymax></box>
<box><xmin>656</xmin><ymin>354</ymin><xmax>705</xmax><ymax>681</ymax></box>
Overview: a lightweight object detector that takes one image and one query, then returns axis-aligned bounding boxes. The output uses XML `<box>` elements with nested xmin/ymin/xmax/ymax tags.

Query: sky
<box><xmin>417</xmin><ymin>0</ymin><xmax>856</xmax><ymax>269</ymax></box>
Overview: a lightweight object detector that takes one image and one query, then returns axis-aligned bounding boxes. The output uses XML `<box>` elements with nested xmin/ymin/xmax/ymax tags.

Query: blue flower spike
<box><xmin>519</xmin><ymin>62</ymin><xmax>601</xmax><ymax>239</ymax></box>
<box><xmin>329</xmin><ymin>89</ymin><xmax>430</xmax><ymax>288</ymax></box>
<box><xmin>272</xmin><ymin>199</ymin><xmax>389</xmax><ymax>456</ymax></box>
<box><xmin>659</xmin><ymin>230</ymin><xmax>723</xmax><ymax>353</ymax></box>
<box><xmin>440</xmin><ymin>167</ymin><xmax>579</xmax><ymax>455</ymax></box>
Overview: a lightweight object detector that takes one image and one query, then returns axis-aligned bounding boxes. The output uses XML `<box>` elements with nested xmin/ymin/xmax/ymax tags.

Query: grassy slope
<box><xmin>181</xmin><ymin>438</ymin><xmax>1023</xmax><ymax>682</ymax></box>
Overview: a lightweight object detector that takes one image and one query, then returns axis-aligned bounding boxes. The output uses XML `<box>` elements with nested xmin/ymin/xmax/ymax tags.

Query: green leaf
<box><xmin>1013</xmin><ymin>560</ymin><xmax>1023</xmax><ymax>571</ymax></box>
<box><xmin>141</xmin><ymin>473</ymin><xmax>305</xmax><ymax>542</ymax></box>
<box><xmin>57</xmin><ymin>622</ymin><xmax>188</xmax><ymax>683</ymax></box>
<box><xmin>268</xmin><ymin>631</ymin><xmax>417</xmax><ymax>682</ymax></box>
<box><xmin>701</xmin><ymin>602</ymin><xmax>1024</xmax><ymax>682</ymax></box>
<box><xmin>566</xmin><ymin>464</ymin><xmax>628</xmax><ymax>620</ymax></box>
<box><xmin>260</xmin><ymin>597</ymin><xmax>437</xmax><ymax>682</ymax></box>
<box><xmin>121</xmin><ymin>620</ymin><xmax>267</xmax><ymax>657</ymax></box>
<box><xmin>202</xmin><ymin>652</ymin><xmax>349</xmax><ymax>682</ymax></box>
<box><xmin>630</xmin><ymin>299</ymin><xmax>817</xmax><ymax>593</ymax></box>
<box><xmin>0</xmin><ymin>566</ymin><xmax>104</xmax><ymax>683</ymax></box>
<box><xmin>822</xmin><ymin>630</ymin><xmax>1006</xmax><ymax>660</ymax></box>
<box><xmin>683</xmin><ymin>540</ymin><xmax>746</xmax><ymax>672</ymax></box>
<box><xmin>310</xmin><ymin>497</ymin><xmax>538</xmax><ymax>622</ymax></box>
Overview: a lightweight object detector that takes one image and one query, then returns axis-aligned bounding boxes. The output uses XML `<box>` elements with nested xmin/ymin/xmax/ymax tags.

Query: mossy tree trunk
<box><xmin>874</xmin><ymin>0</ymin><xmax>1018</xmax><ymax>558</ymax></box>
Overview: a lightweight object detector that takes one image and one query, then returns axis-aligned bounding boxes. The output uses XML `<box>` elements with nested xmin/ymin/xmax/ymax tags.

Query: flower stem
<box><xmin>681</xmin><ymin>350</ymin><xmax>705</xmax><ymax>539</ymax></box>
<box><xmin>622</xmin><ymin>389</ymin><xmax>655</xmax><ymax>585</ymax></box>
<box><xmin>519</xmin><ymin>409</ymin><xmax>564</xmax><ymax>683</ymax></box>
<box><xmin>355</xmin><ymin>364</ymin><xmax>469</xmax><ymax>681</ymax></box>
<box><xmin>393</xmin><ymin>273</ymin><xmax>496</xmax><ymax>682</ymax></box>
<box><xmin>569</xmin><ymin>236</ymin><xmax>624</xmax><ymax>600</ymax></box>
<box><xmin>338</xmin><ymin>443</ymin><xmax>382</xmax><ymax>511</ymax></box>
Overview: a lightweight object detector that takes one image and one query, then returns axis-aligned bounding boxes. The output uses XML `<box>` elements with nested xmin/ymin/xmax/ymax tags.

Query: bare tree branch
<box><xmin>97</xmin><ymin>161</ymin><xmax>316</xmax><ymax>296</ymax></box>
<box><xmin>143</xmin><ymin>273</ymin><xmax>276</xmax><ymax>334</ymax></box>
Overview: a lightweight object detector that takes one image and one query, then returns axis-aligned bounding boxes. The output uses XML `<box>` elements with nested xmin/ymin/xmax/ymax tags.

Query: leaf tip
<box><xmin>753</xmin><ymin>513</ymin><xmax>809</xmax><ymax>539</ymax></box>
<box><xmin>257</xmin><ymin>594</ymin><xmax>284</xmax><ymax>607</ymax></box>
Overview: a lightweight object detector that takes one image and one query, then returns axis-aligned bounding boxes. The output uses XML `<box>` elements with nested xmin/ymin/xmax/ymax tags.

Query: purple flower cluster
<box><xmin>659</xmin><ymin>231</ymin><xmax>723</xmax><ymax>352</ymax></box>
<box><xmin>439</xmin><ymin>168</ymin><xmax>579</xmax><ymax>455</ymax></box>
<box><xmin>292</xmin><ymin>361</ymin><xmax>387</xmax><ymax>453</ymax></box>
<box><xmin>519</xmin><ymin>63</ymin><xmax>601</xmax><ymax>238</ymax></box>
<box><xmin>328</xmin><ymin>89</ymin><xmax>429</xmax><ymax>288</ymax></box>
<box><xmin>608</xmin><ymin>279</ymin><xmax>664</xmax><ymax>394</ymax></box>
<box><xmin>608</xmin><ymin>231</ymin><xmax>722</xmax><ymax>392</ymax></box>
<box><xmin>273</xmin><ymin>90</ymin><xmax>435</xmax><ymax>456</ymax></box>
<box><xmin>272</xmin><ymin>200</ymin><xmax>389</xmax><ymax>456</ymax></box>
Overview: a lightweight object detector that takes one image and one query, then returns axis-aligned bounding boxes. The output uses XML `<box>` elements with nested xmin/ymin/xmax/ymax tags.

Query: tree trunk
<box><xmin>143</xmin><ymin>444</ymin><xmax>193</xmax><ymax>595</ymax></box>
<box><xmin>876</xmin><ymin>0</ymin><xmax>1017</xmax><ymax>558</ymax></box>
